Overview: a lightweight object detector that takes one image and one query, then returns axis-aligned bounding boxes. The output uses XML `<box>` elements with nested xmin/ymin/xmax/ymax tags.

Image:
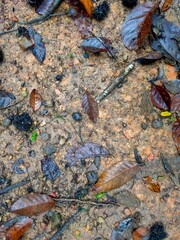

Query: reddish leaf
<box><xmin>171</xmin><ymin>94</ymin><xmax>180</xmax><ymax>112</ymax></box>
<box><xmin>121</xmin><ymin>2</ymin><xmax>158</xmax><ymax>50</ymax></box>
<box><xmin>79</xmin><ymin>0</ymin><xmax>94</xmax><ymax>18</ymax></box>
<box><xmin>172</xmin><ymin>120</ymin><xmax>180</xmax><ymax>154</ymax></box>
<box><xmin>136</xmin><ymin>51</ymin><xmax>163</xmax><ymax>65</ymax></box>
<box><xmin>151</xmin><ymin>85</ymin><xmax>171</xmax><ymax>110</ymax></box>
<box><xmin>6</xmin><ymin>217</ymin><xmax>33</xmax><ymax>240</ymax></box>
<box><xmin>65</xmin><ymin>142</ymin><xmax>110</xmax><ymax>165</ymax></box>
<box><xmin>93</xmin><ymin>161</ymin><xmax>139</xmax><ymax>193</ymax></box>
<box><xmin>82</xmin><ymin>90</ymin><xmax>99</xmax><ymax>122</ymax></box>
<box><xmin>11</xmin><ymin>193</ymin><xmax>55</xmax><ymax>216</ymax></box>
<box><xmin>160</xmin><ymin>0</ymin><xmax>173</xmax><ymax>11</ymax></box>
<box><xmin>143</xmin><ymin>176</ymin><xmax>160</xmax><ymax>193</ymax></box>
<box><xmin>29</xmin><ymin>89</ymin><xmax>42</xmax><ymax>111</ymax></box>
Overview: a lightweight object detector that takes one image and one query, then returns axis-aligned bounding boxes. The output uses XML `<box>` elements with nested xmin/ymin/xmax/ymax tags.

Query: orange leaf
<box><xmin>6</xmin><ymin>217</ymin><xmax>33</xmax><ymax>240</ymax></box>
<box><xmin>79</xmin><ymin>0</ymin><xmax>94</xmax><ymax>18</ymax></box>
<box><xmin>160</xmin><ymin>0</ymin><xmax>173</xmax><ymax>11</ymax></box>
<box><xmin>143</xmin><ymin>176</ymin><xmax>160</xmax><ymax>193</ymax></box>
<box><xmin>11</xmin><ymin>193</ymin><xmax>55</xmax><ymax>216</ymax></box>
<box><xmin>93</xmin><ymin>161</ymin><xmax>139</xmax><ymax>193</ymax></box>
<box><xmin>29</xmin><ymin>89</ymin><xmax>42</xmax><ymax>111</ymax></box>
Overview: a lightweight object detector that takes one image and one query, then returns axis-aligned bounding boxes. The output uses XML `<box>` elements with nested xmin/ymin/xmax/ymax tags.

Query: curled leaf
<box><xmin>143</xmin><ymin>176</ymin><xmax>160</xmax><ymax>193</ymax></box>
<box><xmin>172</xmin><ymin>120</ymin><xmax>180</xmax><ymax>154</ymax></box>
<box><xmin>11</xmin><ymin>193</ymin><xmax>55</xmax><ymax>216</ymax></box>
<box><xmin>121</xmin><ymin>2</ymin><xmax>158</xmax><ymax>50</ymax></box>
<box><xmin>65</xmin><ymin>142</ymin><xmax>110</xmax><ymax>165</ymax></box>
<box><xmin>93</xmin><ymin>161</ymin><xmax>139</xmax><ymax>193</ymax></box>
<box><xmin>6</xmin><ymin>217</ymin><xmax>33</xmax><ymax>240</ymax></box>
<box><xmin>29</xmin><ymin>89</ymin><xmax>42</xmax><ymax>111</ymax></box>
<box><xmin>82</xmin><ymin>90</ymin><xmax>99</xmax><ymax>123</ymax></box>
<box><xmin>36</xmin><ymin>0</ymin><xmax>56</xmax><ymax>16</ymax></box>
<box><xmin>171</xmin><ymin>94</ymin><xmax>180</xmax><ymax>112</ymax></box>
<box><xmin>79</xmin><ymin>0</ymin><xmax>94</xmax><ymax>18</ymax></box>
<box><xmin>151</xmin><ymin>85</ymin><xmax>171</xmax><ymax>110</ymax></box>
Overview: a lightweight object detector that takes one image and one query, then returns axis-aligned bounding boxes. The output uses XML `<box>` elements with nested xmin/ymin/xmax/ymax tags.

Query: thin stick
<box><xmin>50</xmin><ymin>207</ymin><xmax>83</xmax><ymax>240</ymax></box>
<box><xmin>0</xmin><ymin>178</ymin><xmax>30</xmax><ymax>195</ymax></box>
<box><xmin>96</xmin><ymin>62</ymin><xmax>135</xmax><ymax>103</ymax></box>
<box><xmin>55</xmin><ymin>197</ymin><xmax>119</xmax><ymax>207</ymax></box>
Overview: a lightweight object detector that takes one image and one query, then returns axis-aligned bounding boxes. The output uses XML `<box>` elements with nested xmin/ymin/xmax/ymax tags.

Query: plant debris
<box><xmin>149</xmin><ymin>222</ymin><xmax>168</xmax><ymax>240</ymax></box>
<box><xmin>0</xmin><ymin>47</ymin><xmax>4</xmax><ymax>63</ymax></box>
<box><xmin>0</xmin><ymin>90</ymin><xmax>16</xmax><ymax>109</ymax></box>
<box><xmin>92</xmin><ymin>1</ymin><xmax>110</xmax><ymax>21</ymax></box>
<box><xmin>10</xmin><ymin>112</ymin><xmax>33</xmax><ymax>132</ymax></box>
<box><xmin>41</xmin><ymin>156</ymin><xmax>61</xmax><ymax>181</ymax></box>
<box><xmin>29</xmin><ymin>89</ymin><xmax>42</xmax><ymax>111</ymax></box>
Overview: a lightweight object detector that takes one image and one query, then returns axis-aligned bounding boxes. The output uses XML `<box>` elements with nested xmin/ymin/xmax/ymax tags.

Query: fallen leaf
<box><xmin>36</xmin><ymin>0</ymin><xmax>55</xmax><ymax>15</ymax></box>
<box><xmin>82</xmin><ymin>90</ymin><xmax>99</xmax><ymax>122</ymax></box>
<box><xmin>65</xmin><ymin>142</ymin><xmax>110</xmax><ymax>165</ymax></box>
<box><xmin>28</xmin><ymin>27</ymin><xmax>46</xmax><ymax>63</ymax></box>
<box><xmin>93</xmin><ymin>161</ymin><xmax>139</xmax><ymax>193</ymax></box>
<box><xmin>164</xmin><ymin>80</ymin><xmax>180</xmax><ymax>94</ymax></box>
<box><xmin>11</xmin><ymin>193</ymin><xmax>55</xmax><ymax>216</ymax></box>
<box><xmin>151</xmin><ymin>84</ymin><xmax>171</xmax><ymax>110</ymax></box>
<box><xmin>172</xmin><ymin>120</ymin><xmax>180</xmax><ymax>154</ymax></box>
<box><xmin>143</xmin><ymin>176</ymin><xmax>160</xmax><ymax>192</ymax></box>
<box><xmin>6</xmin><ymin>217</ymin><xmax>33</xmax><ymax>240</ymax></box>
<box><xmin>136</xmin><ymin>51</ymin><xmax>163</xmax><ymax>65</ymax></box>
<box><xmin>12</xmin><ymin>158</ymin><xmax>29</xmax><ymax>174</ymax></box>
<box><xmin>160</xmin><ymin>0</ymin><xmax>173</xmax><ymax>12</ymax></box>
<box><xmin>41</xmin><ymin>156</ymin><xmax>61</xmax><ymax>181</ymax></box>
<box><xmin>121</xmin><ymin>2</ymin><xmax>158</xmax><ymax>50</ymax></box>
<box><xmin>79</xmin><ymin>0</ymin><xmax>94</xmax><ymax>18</ymax></box>
<box><xmin>0</xmin><ymin>90</ymin><xmax>16</xmax><ymax>109</ymax></box>
<box><xmin>171</xmin><ymin>94</ymin><xmax>180</xmax><ymax>112</ymax></box>
<box><xmin>29</xmin><ymin>89</ymin><xmax>42</xmax><ymax>111</ymax></box>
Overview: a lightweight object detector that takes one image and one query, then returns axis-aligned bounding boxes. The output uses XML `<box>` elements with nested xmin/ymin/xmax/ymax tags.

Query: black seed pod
<box><xmin>92</xmin><ymin>1</ymin><xmax>110</xmax><ymax>21</ymax></box>
<box><xmin>10</xmin><ymin>112</ymin><xmax>33</xmax><ymax>131</ymax></box>
<box><xmin>121</xmin><ymin>0</ymin><xmax>138</xmax><ymax>8</ymax></box>
<box><xmin>149</xmin><ymin>222</ymin><xmax>168</xmax><ymax>240</ymax></box>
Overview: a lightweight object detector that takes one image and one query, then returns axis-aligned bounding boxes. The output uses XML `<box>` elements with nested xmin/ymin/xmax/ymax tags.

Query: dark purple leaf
<box><xmin>152</xmin><ymin>14</ymin><xmax>180</xmax><ymax>63</ymax></box>
<box><xmin>121</xmin><ymin>2</ymin><xmax>158</xmax><ymax>50</ymax></box>
<box><xmin>82</xmin><ymin>90</ymin><xmax>99</xmax><ymax>123</ymax></box>
<box><xmin>164</xmin><ymin>80</ymin><xmax>180</xmax><ymax>94</ymax></box>
<box><xmin>171</xmin><ymin>94</ymin><xmax>180</xmax><ymax>112</ymax></box>
<box><xmin>36</xmin><ymin>0</ymin><xmax>55</xmax><ymax>16</ymax></box>
<box><xmin>0</xmin><ymin>90</ymin><xmax>16</xmax><ymax>109</ymax></box>
<box><xmin>12</xmin><ymin>158</ymin><xmax>29</xmax><ymax>174</ymax></box>
<box><xmin>65</xmin><ymin>142</ymin><xmax>110</xmax><ymax>165</ymax></box>
<box><xmin>28</xmin><ymin>27</ymin><xmax>46</xmax><ymax>63</ymax></box>
<box><xmin>41</xmin><ymin>156</ymin><xmax>61</xmax><ymax>181</ymax></box>
<box><xmin>172</xmin><ymin>120</ymin><xmax>180</xmax><ymax>154</ymax></box>
<box><xmin>81</xmin><ymin>37</ymin><xmax>116</xmax><ymax>57</ymax></box>
<box><xmin>136</xmin><ymin>51</ymin><xmax>163</xmax><ymax>65</ymax></box>
<box><xmin>27</xmin><ymin>0</ymin><xmax>44</xmax><ymax>8</ymax></box>
<box><xmin>151</xmin><ymin>85</ymin><xmax>171</xmax><ymax>110</ymax></box>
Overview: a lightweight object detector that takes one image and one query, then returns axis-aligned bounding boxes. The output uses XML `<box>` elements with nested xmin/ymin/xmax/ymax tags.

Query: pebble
<box><xmin>55</xmin><ymin>74</ymin><xmax>63</xmax><ymax>82</ymax></box>
<box><xmin>59</xmin><ymin>136</ymin><xmax>67</xmax><ymax>146</ymax></box>
<box><xmin>83</xmin><ymin>52</ymin><xmax>89</xmax><ymax>58</ymax></box>
<box><xmin>1</xmin><ymin>118</ymin><xmax>11</xmax><ymax>127</ymax></box>
<box><xmin>42</xmin><ymin>109</ymin><xmax>48</xmax><ymax>115</ymax></box>
<box><xmin>52</xmin><ymin>134</ymin><xmax>60</xmax><ymax>145</ymax></box>
<box><xmin>141</xmin><ymin>122</ymin><xmax>148</xmax><ymax>130</ymax></box>
<box><xmin>94</xmin><ymin>156</ymin><xmax>101</xmax><ymax>169</ymax></box>
<box><xmin>86</xmin><ymin>171</ymin><xmax>98</xmax><ymax>184</ymax></box>
<box><xmin>28</xmin><ymin>150</ymin><xmax>36</xmax><ymax>158</ymax></box>
<box><xmin>43</xmin><ymin>144</ymin><xmax>56</xmax><ymax>155</ymax></box>
<box><xmin>72</xmin><ymin>112</ymin><xmax>82</xmax><ymax>122</ymax></box>
<box><xmin>40</xmin><ymin>132</ymin><xmax>50</xmax><ymax>141</ymax></box>
<box><xmin>151</xmin><ymin>119</ymin><xmax>163</xmax><ymax>129</ymax></box>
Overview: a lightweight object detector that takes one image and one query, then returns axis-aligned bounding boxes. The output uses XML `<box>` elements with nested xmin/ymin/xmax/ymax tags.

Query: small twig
<box><xmin>96</xmin><ymin>62</ymin><xmax>135</xmax><ymax>103</ymax></box>
<box><xmin>50</xmin><ymin>207</ymin><xmax>83</xmax><ymax>240</ymax></box>
<box><xmin>55</xmin><ymin>197</ymin><xmax>120</xmax><ymax>207</ymax></box>
<box><xmin>0</xmin><ymin>178</ymin><xmax>30</xmax><ymax>195</ymax></box>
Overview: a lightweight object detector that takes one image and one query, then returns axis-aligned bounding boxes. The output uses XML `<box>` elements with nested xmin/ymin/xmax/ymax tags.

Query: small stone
<box><xmin>43</xmin><ymin>144</ymin><xmax>56</xmax><ymax>155</ymax></box>
<box><xmin>83</xmin><ymin>52</ymin><xmax>89</xmax><ymax>58</ymax></box>
<box><xmin>55</xmin><ymin>74</ymin><xmax>63</xmax><ymax>82</ymax></box>
<box><xmin>122</xmin><ymin>122</ymin><xmax>127</xmax><ymax>128</ymax></box>
<box><xmin>123</xmin><ymin>208</ymin><xmax>132</xmax><ymax>216</ymax></box>
<box><xmin>1</xmin><ymin>118</ymin><xmax>11</xmax><ymax>127</ymax></box>
<box><xmin>86</xmin><ymin>171</ymin><xmax>98</xmax><ymax>184</ymax></box>
<box><xmin>52</xmin><ymin>134</ymin><xmax>60</xmax><ymax>145</ymax></box>
<box><xmin>94</xmin><ymin>156</ymin><xmax>101</xmax><ymax>169</ymax></box>
<box><xmin>40</xmin><ymin>120</ymin><xmax>46</xmax><ymax>127</ymax></box>
<box><xmin>98</xmin><ymin>217</ymin><xmax>104</xmax><ymax>224</ymax></box>
<box><xmin>42</xmin><ymin>109</ymin><xmax>48</xmax><ymax>115</ymax></box>
<box><xmin>21</xmin><ymin>81</ymin><xmax>26</xmax><ymax>87</ymax></box>
<box><xmin>40</xmin><ymin>132</ymin><xmax>50</xmax><ymax>141</ymax></box>
<box><xmin>141</xmin><ymin>123</ymin><xmax>148</xmax><ymax>130</ymax></box>
<box><xmin>59</xmin><ymin>136</ymin><xmax>66</xmax><ymax>146</ymax></box>
<box><xmin>28</xmin><ymin>150</ymin><xmax>36</xmax><ymax>157</ymax></box>
<box><xmin>72</xmin><ymin>112</ymin><xmax>82</xmax><ymax>122</ymax></box>
<box><xmin>151</xmin><ymin>119</ymin><xmax>163</xmax><ymax>129</ymax></box>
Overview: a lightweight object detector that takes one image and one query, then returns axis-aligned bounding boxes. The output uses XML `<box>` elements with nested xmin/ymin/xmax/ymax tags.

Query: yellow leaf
<box><xmin>160</xmin><ymin>111</ymin><xmax>171</xmax><ymax>117</ymax></box>
<box><xmin>79</xmin><ymin>0</ymin><xmax>94</xmax><ymax>18</ymax></box>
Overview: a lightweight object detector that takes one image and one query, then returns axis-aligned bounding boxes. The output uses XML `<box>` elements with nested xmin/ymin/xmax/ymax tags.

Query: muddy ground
<box><xmin>0</xmin><ymin>0</ymin><xmax>180</xmax><ymax>239</ymax></box>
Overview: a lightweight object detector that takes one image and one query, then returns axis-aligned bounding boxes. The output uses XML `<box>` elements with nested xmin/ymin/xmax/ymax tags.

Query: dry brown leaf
<box><xmin>143</xmin><ymin>176</ymin><xmax>160</xmax><ymax>193</ymax></box>
<box><xmin>29</xmin><ymin>89</ymin><xmax>42</xmax><ymax>111</ymax></box>
<box><xmin>11</xmin><ymin>193</ymin><xmax>55</xmax><ymax>216</ymax></box>
<box><xmin>79</xmin><ymin>0</ymin><xmax>94</xmax><ymax>18</ymax></box>
<box><xmin>160</xmin><ymin>0</ymin><xmax>173</xmax><ymax>11</ymax></box>
<box><xmin>93</xmin><ymin>161</ymin><xmax>139</xmax><ymax>193</ymax></box>
<box><xmin>6</xmin><ymin>217</ymin><xmax>33</xmax><ymax>240</ymax></box>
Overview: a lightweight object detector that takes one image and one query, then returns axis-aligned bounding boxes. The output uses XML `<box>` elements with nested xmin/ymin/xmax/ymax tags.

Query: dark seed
<box><xmin>11</xmin><ymin>112</ymin><xmax>33</xmax><ymax>132</ymax></box>
<box><xmin>72</xmin><ymin>112</ymin><xmax>82</xmax><ymax>122</ymax></box>
<box><xmin>141</xmin><ymin>123</ymin><xmax>148</xmax><ymax>130</ymax></box>
<box><xmin>55</xmin><ymin>74</ymin><xmax>63</xmax><ymax>82</ymax></box>
<box><xmin>27</xmin><ymin>186</ymin><xmax>34</xmax><ymax>193</ymax></box>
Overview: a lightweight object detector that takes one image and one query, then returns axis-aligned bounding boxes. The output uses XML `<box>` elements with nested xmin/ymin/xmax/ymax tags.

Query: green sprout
<box><xmin>95</xmin><ymin>192</ymin><xmax>106</xmax><ymax>200</ymax></box>
<box><xmin>31</xmin><ymin>131</ymin><xmax>37</xmax><ymax>142</ymax></box>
